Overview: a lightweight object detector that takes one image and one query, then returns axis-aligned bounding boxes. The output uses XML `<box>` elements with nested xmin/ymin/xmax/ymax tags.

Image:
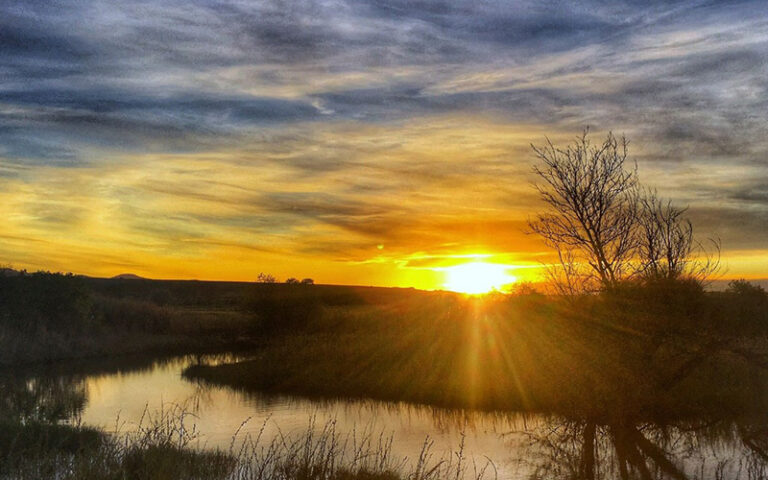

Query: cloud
<box><xmin>0</xmin><ymin>88</ymin><xmax>325</xmax><ymax>162</ymax></box>
<box><xmin>687</xmin><ymin>206</ymin><xmax>768</xmax><ymax>251</ymax></box>
<box><xmin>1</xmin><ymin>0</ymin><xmax>768</xmax><ymax>284</ymax></box>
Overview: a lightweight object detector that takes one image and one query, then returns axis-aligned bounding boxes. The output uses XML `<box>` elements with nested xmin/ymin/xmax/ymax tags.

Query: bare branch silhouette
<box><xmin>529</xmin><ymin>130</ymin><xmax>639</xmax><ymax>292</ymax></box>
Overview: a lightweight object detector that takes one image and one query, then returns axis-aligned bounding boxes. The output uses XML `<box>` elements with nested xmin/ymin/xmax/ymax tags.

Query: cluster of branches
<box><xmin>529</xmin><ymin>130</ymin><xmax>720</xmax><ymax>294</ymax></box>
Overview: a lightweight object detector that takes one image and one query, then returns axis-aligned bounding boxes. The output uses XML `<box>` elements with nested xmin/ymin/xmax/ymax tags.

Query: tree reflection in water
<box><xmin>0</xmin><ymin>373</ymin><xmax>87</xmax><ymax>425</ymax></box>
<box><xmin>522</xmin><ymin>416</ymin><xmax>768</xmax><ymax>480</ymax></box>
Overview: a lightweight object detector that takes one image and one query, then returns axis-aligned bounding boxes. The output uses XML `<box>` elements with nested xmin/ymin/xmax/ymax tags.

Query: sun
<box><xmin>442</xmin><ymin>261</ymin><xmax>517</xmax><ymax>294</ymax></box>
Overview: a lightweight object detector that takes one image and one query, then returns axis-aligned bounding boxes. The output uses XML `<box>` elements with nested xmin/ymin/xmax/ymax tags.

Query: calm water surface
<box><xmin>76</xmin><ymin>354</ymin><xmax>535</xmax><ymax>477</ymax></box>
<box><xmin>9</xmin><ymin>353</ymin><xmax>768</xmax><ymax>479</ymax></box>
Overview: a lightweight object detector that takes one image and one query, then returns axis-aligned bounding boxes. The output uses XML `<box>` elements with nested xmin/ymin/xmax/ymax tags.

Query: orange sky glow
<box><xmin>2</xmin><ymin>118</ymin><xmax>767</xmax><ymax>291</ymax></box>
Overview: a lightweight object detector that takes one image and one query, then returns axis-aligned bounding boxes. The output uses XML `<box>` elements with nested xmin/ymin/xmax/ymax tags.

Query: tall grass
<box><xmin>0</xmin><ymin>404</ymin><xmax>496</xmax><ymax>480</ymax></box>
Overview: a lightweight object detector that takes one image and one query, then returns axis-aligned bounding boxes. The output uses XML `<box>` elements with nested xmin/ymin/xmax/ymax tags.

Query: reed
<box><xmin>0</xmin><ymin>406</ymin><xmax>496</xmax><ymax>480</ymax></box>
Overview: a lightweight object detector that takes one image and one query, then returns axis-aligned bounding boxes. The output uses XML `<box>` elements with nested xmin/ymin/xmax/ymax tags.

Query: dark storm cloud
<box><xmin>257</xmin><ymin>191</ymin><xmax>394</xmax><ymax>234</ymax></box>
<box><xmin>1</xmin><ymin>88</ymin><xmax>314</xmax><ymax>117</ymax></box>
<box><xmin>358</xmin><ymin>0</ymin><xmax>630</xmax><ymax>50</ymax></box>
<box><xmin>730</xmin><ymin>182</ymin><xmax>768</xmax><ymax>205</ymax></box>
<box><xmin>312</xmin><ymin>86</ymin><xmax>580</xmax><ymax>124</ymax></box>
<box><xmin>0</xmin><ymin>21</ymin><xmax>93</xmax><ymax>62</ymax></box>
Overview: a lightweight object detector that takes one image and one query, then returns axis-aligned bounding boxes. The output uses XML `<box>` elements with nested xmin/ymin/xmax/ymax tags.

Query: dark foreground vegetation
<box><xmin>2</xmin><ymin>271</ymin><xmax>768</xmax><ymax>479</ymax></box>
<box><xmin>181</xmin><ymin>276</ymin><xmax>768</xmax><ymax>480</ymax></box>
<box><xmin>184</xmin><ymin>277</ymin><xmax>768</xmax><ymax>417</ymax></box>
<box><xmin>0</xmin><ymin>416</ymin><xmax>485</xmax><ymax>480</ymax></box>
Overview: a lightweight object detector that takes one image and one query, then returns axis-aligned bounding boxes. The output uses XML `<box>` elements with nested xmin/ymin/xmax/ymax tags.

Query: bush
<box><xmin>601</xmin><ymin>277</ymin><xmax>707</xmax><ymax>337</ymax></box>
<box><xmin>724</xmin><ymin>279</ymin><xmax>768</xmax><ymax>334</ymax></box>
<box><xmin>0</xmin><ymin>421</ymin><xmax>104</xmax><ymax>475</ymax></box>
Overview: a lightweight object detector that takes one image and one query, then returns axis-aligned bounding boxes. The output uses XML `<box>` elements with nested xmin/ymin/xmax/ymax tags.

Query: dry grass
<box><xmin>0</xmin><ymin>404</ymin><xmax>496</xmax><ymax>480</ymax></box>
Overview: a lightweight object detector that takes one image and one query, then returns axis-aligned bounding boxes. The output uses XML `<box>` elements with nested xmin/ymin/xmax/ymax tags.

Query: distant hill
<box><xmin>111</xmin><ymin>273</ymin><xmax>146</xmax><ymax>280</ymax></box>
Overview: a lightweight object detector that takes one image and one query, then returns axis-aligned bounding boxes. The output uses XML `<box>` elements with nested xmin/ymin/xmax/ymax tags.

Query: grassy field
<box><xmin>182</xmin><ymin>279</ymin><xmax>768</xmax><ymax>421</ymax></box>
<box><xmin>0</xmin><ymin>271</ymin><xmax>432</xmax><ymax>365</ymax></box>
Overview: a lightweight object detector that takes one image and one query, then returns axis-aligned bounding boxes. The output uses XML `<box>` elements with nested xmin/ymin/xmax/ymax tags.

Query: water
<box><xmin>74</xmin><ymin>354</ymin><xmax>536</xmax><ymax>478</ymax></box>
<box><xmin>5</xmin><ymin>353</ymin><xmax>768</xmax><ymax>479</ymax></box>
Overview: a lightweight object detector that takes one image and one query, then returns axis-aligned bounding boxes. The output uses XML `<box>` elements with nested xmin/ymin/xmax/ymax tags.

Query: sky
<box><xmin>1</xmin><ymin>0</ymin><xmax>767</xmax><ymax>289</ymax></box>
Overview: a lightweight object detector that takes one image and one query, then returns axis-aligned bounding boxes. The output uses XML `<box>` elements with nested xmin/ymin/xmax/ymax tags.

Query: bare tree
<box><xmin>638</xmin><ymin>189</ymin><xmax>721</xmax><ymax>282</ymax></box>
<box><xmin>638</xmin><ymin>190</ymin><xmax>693</xmax><ymax>280</ymax></box>
<box><xmin>530</xmin><ymin>131</ymin><xmax>721</xmax><ymax>294</ymax></box>
<box><xmin>529</xmin><ymin>131</ymin><xmax>639</xmax><ymax>291</ymax></box>
<box><xmin>544</xmin><ymin>246</ymin><xmax>591</xmax><ymax>296</ymax></box>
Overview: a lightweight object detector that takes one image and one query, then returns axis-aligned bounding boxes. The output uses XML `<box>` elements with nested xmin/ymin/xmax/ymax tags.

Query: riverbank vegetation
<box><xmin>2</xmin><ymin>263</ymin><xmax>767</xmax><ymax>420</ymax></box>
<box><xmin>183</xmin><ymin>277</ymin><xmax>768</xmax><ymax>418</ymax></box>
<box><xmin>0</xmin><ymin>271</ymin><xmax>425</xmax><ymax>365</ymax></box>
<box><xmin>0</xmin><ymin>391</ymin><xmax>485</xmax><ymax>480</ymax></box>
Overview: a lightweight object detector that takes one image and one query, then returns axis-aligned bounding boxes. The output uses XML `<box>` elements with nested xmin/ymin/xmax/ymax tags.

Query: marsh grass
<box><xmin>184</xmin><ymin>284</ymin><xmax>768</xmax><ymax>421</ymax></box>
<box><xmin>0</xmin><ymin>401</ymin><xmax>496</xmax><ymax>480</ymax></box>
<box><xmin>218</xmin><ymin>414</ymin><xmax>495</xmax><ymax>480</ymax></box>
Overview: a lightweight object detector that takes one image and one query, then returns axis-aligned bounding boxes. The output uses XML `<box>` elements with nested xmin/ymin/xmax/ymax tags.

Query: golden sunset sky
<box><xmin>1</xmin><ymin>1</ymin><xmax>767</xmax><ymax>289</ymax></box>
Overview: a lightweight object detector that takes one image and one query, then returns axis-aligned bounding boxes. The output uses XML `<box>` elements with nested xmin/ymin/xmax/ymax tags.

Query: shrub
<box><xmin>724</xmin><ymin>279</ymin><xmax>768</xmax><ymax>334</ymax></box>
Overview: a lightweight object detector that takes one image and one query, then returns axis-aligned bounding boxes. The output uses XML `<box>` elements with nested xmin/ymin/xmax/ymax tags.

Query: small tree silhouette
<box><xmin>638</xmin><ymin>189</ymin><xmax>720</xmax><ymax>282</ymax></box>
<box><xmin>256</xmin><ymin>272</ymin><xmax>276</xmax><ymax>283</ymax></box>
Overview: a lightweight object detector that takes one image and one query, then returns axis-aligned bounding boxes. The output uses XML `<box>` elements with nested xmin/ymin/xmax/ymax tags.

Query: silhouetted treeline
<box><xmin>86</xmin><ymin>276</ymin><xmax>424</xmax><ymax>308</ymax></box>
